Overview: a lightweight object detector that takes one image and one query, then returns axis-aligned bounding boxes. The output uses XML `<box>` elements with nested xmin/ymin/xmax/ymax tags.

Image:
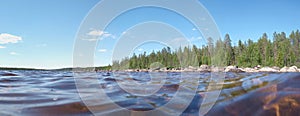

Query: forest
<box><xmin>112</xmin><ymin>30</ymin><xmax>300</xmax><ymax>70</ymax></box>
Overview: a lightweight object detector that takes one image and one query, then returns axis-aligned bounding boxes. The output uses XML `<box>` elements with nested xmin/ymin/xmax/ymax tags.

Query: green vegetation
<box><xmin>113</xmin><ymin>30</ymin><xmax>300</xmax><ymax>69</ymax></box>
<box><xmin>59</xmin><ymin>66</ymin><xmax>112</xmax><ymax>71</ymax></box>
<box><xmin>95</xmin><ymin>65</ymin><xmax>112</xmax><ymax>71</ymax></box>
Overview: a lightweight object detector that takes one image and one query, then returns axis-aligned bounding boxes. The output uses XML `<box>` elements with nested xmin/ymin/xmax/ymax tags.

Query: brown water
<box><xmin>0</xmin><ymin>70</ymin><xmax>299</xmax><ymax>116</ymax></box>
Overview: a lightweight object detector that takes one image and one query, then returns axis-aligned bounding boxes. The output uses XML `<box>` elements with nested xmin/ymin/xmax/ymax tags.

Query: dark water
<box><xmin>0</xmin><ymin>70</ymin><xmax>299</xmax><ymax>116</ymax></box>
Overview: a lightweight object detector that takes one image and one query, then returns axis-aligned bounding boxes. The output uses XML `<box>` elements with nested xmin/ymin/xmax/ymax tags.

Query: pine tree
<box><xmin>114</xmin><ymin>30</ymin><xmax>300</xmax><ymax>70</ymax></box>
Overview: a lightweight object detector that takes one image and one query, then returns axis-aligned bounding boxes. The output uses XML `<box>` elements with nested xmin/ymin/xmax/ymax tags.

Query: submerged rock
<box><xmin>104</xmin><ymin>78</ymin><xmax>117</xmax><ymax>82</ymax></box>
<box><xmin>0</xmin><ymin>72</ymin><xmax>18</xmax><ymax>76</ymax></box>
<box><xmin>207</xmin><ymin>73</ymin><xmax>300</xmax><ymax>116</ymax></box>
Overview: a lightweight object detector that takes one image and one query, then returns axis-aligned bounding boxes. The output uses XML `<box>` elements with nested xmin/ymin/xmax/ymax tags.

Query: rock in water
<box><xmin>206</xmin><ymin>73</ymin><xmax>300</xmax><ymax>116</ymax></box>
<box><xmin>183</xmin><ymin>66</ymin><xmax>197</xmax><ymax>71</ymax></box>
<box><xmin>272</xmin><ymin>66</ymin><xmax>281</xmax><ymax>71</ymax></box>
<box><xmin>280</xmin><ymin>66</ymin><xmax>298</xmax><ymax>72</ymax></box>
<box><xmin>198</xmin><ymin>65</ymin><xmax>210</xmax><ymax>72</ymax></box>
<box><xmin>259</xmin><ymin>67</ymin><xmax>279</xmax><ymax>72</ymax></box>
<box><xmin>200</xmin><ymin>65</ymin><xmax>209</xmax><ymax>69</ymax></box>
<box><xmin>242</xmin><ymin>68</ymin><xmax>258</xmax><ymax>72</ymax></box>
<box><xmin>280</xmin><ymin>66</ymin><xmax>289</xmax><ymax>72</ymax></box>
<box><xmin>225</xmin><ymin>66</ymin><xmax>244</xmax><ymax>73</ymax></box>
<box><xmin>288</xmin><ymin>66</ymin><xmax>298</xmax><ymax>72</ymax></box>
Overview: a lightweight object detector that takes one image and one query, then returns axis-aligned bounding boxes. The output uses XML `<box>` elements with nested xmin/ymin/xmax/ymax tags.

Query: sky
<box><xmin>0</xmin><ymin>0</ymin><xmax>299</xmax><ymax>69</ymax></box>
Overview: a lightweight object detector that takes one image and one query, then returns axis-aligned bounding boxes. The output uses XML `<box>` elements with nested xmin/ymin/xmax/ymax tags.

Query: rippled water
<box><xmin>0</xmin><ymin>70</ymin><xmax>296</xmax><ymax>116</ymax></box>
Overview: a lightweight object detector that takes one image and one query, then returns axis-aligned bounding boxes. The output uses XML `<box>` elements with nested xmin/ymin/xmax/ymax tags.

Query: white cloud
<box><xmin>84</xmin><ymin>29</ymin><xmax>115</xmax><ymax>41</ymax></box>
<box><xmin>9</xmin><ymin>52</ymin><xmax>19</xmax><ymax>55</ymax></box>
<box><xmin>87</xmin><ymin>29</ymin><xmax>111</xmax><ymax>37</ymax></box>
<box><xmin>87</xmin><ymin>30</ymin><xmax>105</xmax><ymax>36</ymax></box>
<box><xmin>98</xmin><ymin>49</ymin><xmax>107</xmax><ymax>53</ymax></box>
<box><xmin>0</xmin><ymin>33</ymin><xmax>22</xmax><ymax>44</ymax></box>
<box><xmin>103</xmin><ymin>33</ymin><xmax>112</xmax><ymax>37</ymax></box>
<box><xmin>192</xmin><ymin>28</ymin><xmax>197</xmax><ymax>31</ymax></box>
<box><xmin>0</xmin><ymin>46</ymin><xmax>6</xmax><ymax>49</ymax></box>
<box><xmin>83</xmin><ymin>38</ymin><xmax>98</xmax><ymax>42</ymax></box>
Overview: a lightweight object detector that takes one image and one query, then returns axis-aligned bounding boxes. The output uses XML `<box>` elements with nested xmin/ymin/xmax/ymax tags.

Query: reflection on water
<box><xmin>0</xmin><ymin>70</ymin><xmax>298</xmax><ymax>115</ymax></box>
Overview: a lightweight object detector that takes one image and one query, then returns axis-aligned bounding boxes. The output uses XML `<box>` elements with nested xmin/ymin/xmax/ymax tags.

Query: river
<box><xmin>0</xmin><ymin>70</ymin><xmax>299</xmax><ymax>116</ymax></box>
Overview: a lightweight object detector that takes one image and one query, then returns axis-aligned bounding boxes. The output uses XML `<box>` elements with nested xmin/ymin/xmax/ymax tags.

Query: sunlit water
<box><xmin>0</xmin><ymin>70</ymin><xmax>297</xmax><ymax>116</ymax></box>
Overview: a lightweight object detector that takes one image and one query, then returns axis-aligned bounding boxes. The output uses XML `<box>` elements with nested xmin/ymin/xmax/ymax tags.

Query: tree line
<box><xmin>112</xmin><ymin>30</ymin><xmax>300</xmax><ymax>70</ymax></box>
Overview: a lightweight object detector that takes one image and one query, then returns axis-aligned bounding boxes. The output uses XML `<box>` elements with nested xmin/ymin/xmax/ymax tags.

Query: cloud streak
<box><xmin>83</xmin><ymin>29</ymin><xmax>115</xmax><ymax>41</ymax></box>
<box><xmin>0</xmin><ymin>46</ymin><xmax>6</xmax><ymax>49</ymax></box>
<box><xmin>98</xmin><ymin>49</ymin><xmax>107</xmax><ymax>53</ymax></box>
<box><xmin>87</xmin><ymin>30</ymin><xmax>105</xmax><ymax>36</ymax></box>
<box><xmin>9</xmin><ymin>52</ymin><xmax>19</xmax><ymax>55</ymax></box>
<box><xmin>0</xmin><ymin>33</ymin><xmax>22</xmax><ymax>44</ymax></box>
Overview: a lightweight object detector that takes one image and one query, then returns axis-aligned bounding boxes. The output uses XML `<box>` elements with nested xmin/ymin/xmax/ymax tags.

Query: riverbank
<box><xmin>121</xmin><ymin>65</ymin><xmax>300</xmax><ymax>73</ymax></box>
<box><xmin>1</xmin><ymin>65</ymin><xmax>299</xmax><ymax>73</ymax></box>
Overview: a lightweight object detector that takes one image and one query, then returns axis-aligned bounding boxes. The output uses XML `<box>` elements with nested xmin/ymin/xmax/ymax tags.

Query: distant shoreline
<box><xmin>0</xmin><ymin>67</ymin><xmax>47</xmax><ymax>71</ymax></box>
<box><xmin>113</xmin><ymin>65</ymin><xmax>300</xmax><ymax>73</ymax></box>
<box><xmin>1</xmin><ymin>65</ymin><xmax>299</xmax><ymax>73</ymax></box>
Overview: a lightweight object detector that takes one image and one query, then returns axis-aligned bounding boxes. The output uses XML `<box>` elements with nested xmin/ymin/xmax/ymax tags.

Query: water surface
<box><xmin>0</xmin><ymin>70</ymin><xmax>297</xmax><ymax>115</ymax></box>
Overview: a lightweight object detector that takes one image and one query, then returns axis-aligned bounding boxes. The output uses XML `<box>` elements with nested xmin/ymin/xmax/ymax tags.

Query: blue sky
<box><xmin>0</xmin><ymin>0</ymin><xmax>299</xmax><ymax>69</ymax></box>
